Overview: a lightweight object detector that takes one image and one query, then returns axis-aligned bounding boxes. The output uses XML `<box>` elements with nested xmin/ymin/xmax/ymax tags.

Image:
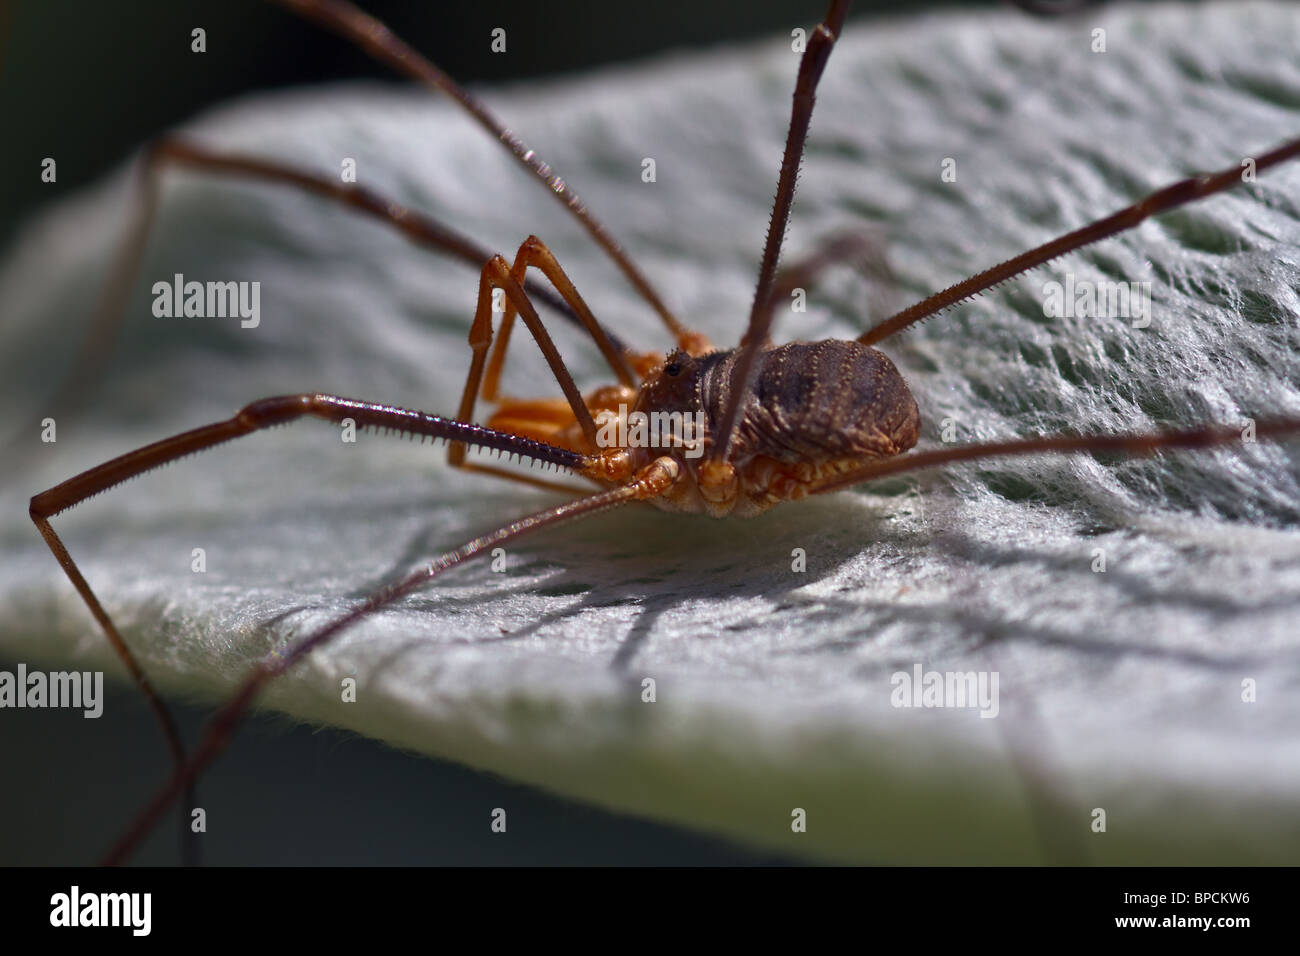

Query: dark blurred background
<box><xmin>0</xmin><ymin>0</ymin><xmax>1113</xmax><ymax>242</ymax></box>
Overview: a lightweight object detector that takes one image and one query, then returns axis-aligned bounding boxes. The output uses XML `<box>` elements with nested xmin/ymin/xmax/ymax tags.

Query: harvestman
<box><xmin>27</xmin><ymin>0</ymin><xmax>1300</xmax><ymax>864</ymax></box>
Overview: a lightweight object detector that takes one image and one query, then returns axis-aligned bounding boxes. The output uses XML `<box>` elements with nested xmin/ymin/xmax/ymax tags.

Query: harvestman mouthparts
<box><xmin>26</xmin><ymin>0</ymin><xmax>1300</xmax><ymax>864</ymax></box>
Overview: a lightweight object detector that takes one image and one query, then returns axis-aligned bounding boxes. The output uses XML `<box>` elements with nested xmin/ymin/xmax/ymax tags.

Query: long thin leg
<box><xmin>449</xmin><ymin>235</ymin><xmax>642</xmax><ymax>493</ymax></box>
<box><xmin>32</xmin><ymin>503</ymin><xmax>199</xmax><ymax>866</ymax></box>
<box><xmin>449</xmin><ymin>254</ymin><xmax>604</xmax><ymax>458</ymax></box>
<box><xmin>859</xmin><ymin>137</ymin><xmax>1300</xmax><ymax>346</ymax></box>
<box><xmin>273</xmin><ymin>0</ymin><xmax>710</xmax><ymax>354</ymax></box>
<box><xmin>31</xmin><ymin>395</ymin><xmax>588</xmax><ymax>706</ymax></box>
<box><xmin>809</xmin><ymin>418</ymin><xmax>1300</xmax><ymax>496</ymax></box>
<box><xmin>450</xmin><ymin>236</ymin><xmax>637</xmax><ymax>459</ymax></box>
<box><xmin>30</xmin><ymin>394</ymin><xmax>593</xmax><ymax>862</ymax></box>
<box><xmin>479</xmin><ymin>235</ymin><xmax>638</xmax><ymax>403</ymax></box>
<box><xmin>100</xmin><ymin>455</ymin><xmax>682</xmax><ymax>865</ymax></box>
<box><xmin>152</xmin><ymin>140</ymin><xmax>624</xmax><ymax>349</ymax></box>
<box><xmin>709</xmin><ymin>0</ymin><xmax>851</xmax><ymax>465</ymax></box>
<box><xmin>10</xmin><ymin>138</ymin><xmax>636</xmax><ymax>452</ymax></box>
<box><xmin>32</xmin><ymin>395</ymin><xmax>591</xmax><ymax>524</ymax></box>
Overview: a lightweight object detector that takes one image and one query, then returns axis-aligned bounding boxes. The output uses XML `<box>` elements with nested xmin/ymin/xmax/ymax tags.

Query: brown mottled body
<box><xmin>487</xmin><ymin>339</ymin><xmax>921</xmax><ymax>517</ymax></box>
<box><xmin>631</xmin><ymin>341</ymin><xmax>920</xmax><ymax>517</ymax></box>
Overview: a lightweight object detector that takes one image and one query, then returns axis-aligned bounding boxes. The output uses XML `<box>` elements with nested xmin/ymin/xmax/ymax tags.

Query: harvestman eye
<box><xmin>20</xmin><ymin>0</ymin><xmax>1300</xmax><ymax>864</ymax></box>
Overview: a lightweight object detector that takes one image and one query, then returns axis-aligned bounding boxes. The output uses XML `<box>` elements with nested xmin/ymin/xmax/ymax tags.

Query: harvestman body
<box><xmin>27</xmin><ymin>0</ymin><xmax>1300</xmax><ymax>863</ymax></box>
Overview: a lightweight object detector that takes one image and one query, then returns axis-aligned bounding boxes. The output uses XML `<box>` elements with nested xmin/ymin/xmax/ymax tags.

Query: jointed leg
<box><xmin>447</xmin><ymin>236</ymin><xmax>654</xmax><ymax>492</ymax></box>
<box><xmin>16</xmin><ymin>136</ymin><xmax>635</xmax><ymax>458</ymax></box>
<box><xmin>31</xmin><ymin>394</ymin><xmax>589</xmax><ymax>678</ymax></box>
<box><xmin>859</xmin><ymin>137</ymin><xmax>1300</xmax><ymax>346</ymax></box>
<box><xmin>151</xmin><ymin>140</ymin><xmax>618</xmax><ymax>345</ymax></box>
<box><xmin>30</xmin><ymin>392</ymin><xmax>591</xmax><ymax>862</ymax></box>
<box><xmin>809</xmin><ymin>418</ymin><xmax>1300</xmax><ymax>496</ymax></box>
<box><xmin>31</xmin><ymin>497</ymin><xmax>198</xmax><ymax>865</ymax></box>
<box><xmin>272</xmin><ymin>0</ymin><xmax>711</xmax><ymax>354</ymax></box>
<box><xmin>480</xmin><ymin>236</ymin><xmax>638</xmax><ymax>404</ymax></box>
<box><xmin>31</xmin><ymin>395</ymin><xmax>588</xmax><ymax>524</ymax></box>
<box><xmin>100</xmin><ymin>455</ymin><xmax>683</xmax><ymax>865</ymax></box>
<box><xmin>710</xmin><ymin>0</ymin><xmax>851</xmax><ymax>465</ymax></box>
<box><xmin>449</xmin><ymin>243</ymin><xmax>630</xmax><ymax>479</ymax></box>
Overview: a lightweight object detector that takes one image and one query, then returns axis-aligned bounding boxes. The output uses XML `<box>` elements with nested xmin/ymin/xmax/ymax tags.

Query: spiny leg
<box><xmin>272</xmin><ymin>0</ymin><xmax>711</xmax><ymax>354</ymax></box>
<box><xmin>709</xmin><ymin>0</ymin><xmax>851</xmax><ymax>469</ymax></box>
<box><xmin>859</xmin><ymin>137</ymin><xmax>1300</xmax><ymax>346</ymax></box>
<box><xmin>450</xmin><ymin>254</ymin><xmax>601</xmax><ymax>462</ymax></box>
<box><xmin>450</xmin><ymin>236</ymin><xmax>641</xmax><ymax>493</ymax></box>
<box><xmin>480</xmin><ymin>235</ymin><xmax>638</xmax><ymax>404</ymax></box>
<box><xmin>150</xmin><ymin>140</ymin><xmax>624</xmax><ymax>348</ymax></box>
<box><xmin>100</xmin><ymin>456</ymin><xmax>682</xmax><ymax>866</ymax></box>
<box><xmin>809</xmin><ymin>418</ymin><xmax>1300</xmax><ymax>496</ymax></box>
<box><xmin>8</xmin><ymin>136</ymin><xmax>634</xmax><ymax>459</ymax></box>
<box><xmin>30</xmin><ymin>394</ymin><xmax>590</xmax><ymax>862</ymax></box>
